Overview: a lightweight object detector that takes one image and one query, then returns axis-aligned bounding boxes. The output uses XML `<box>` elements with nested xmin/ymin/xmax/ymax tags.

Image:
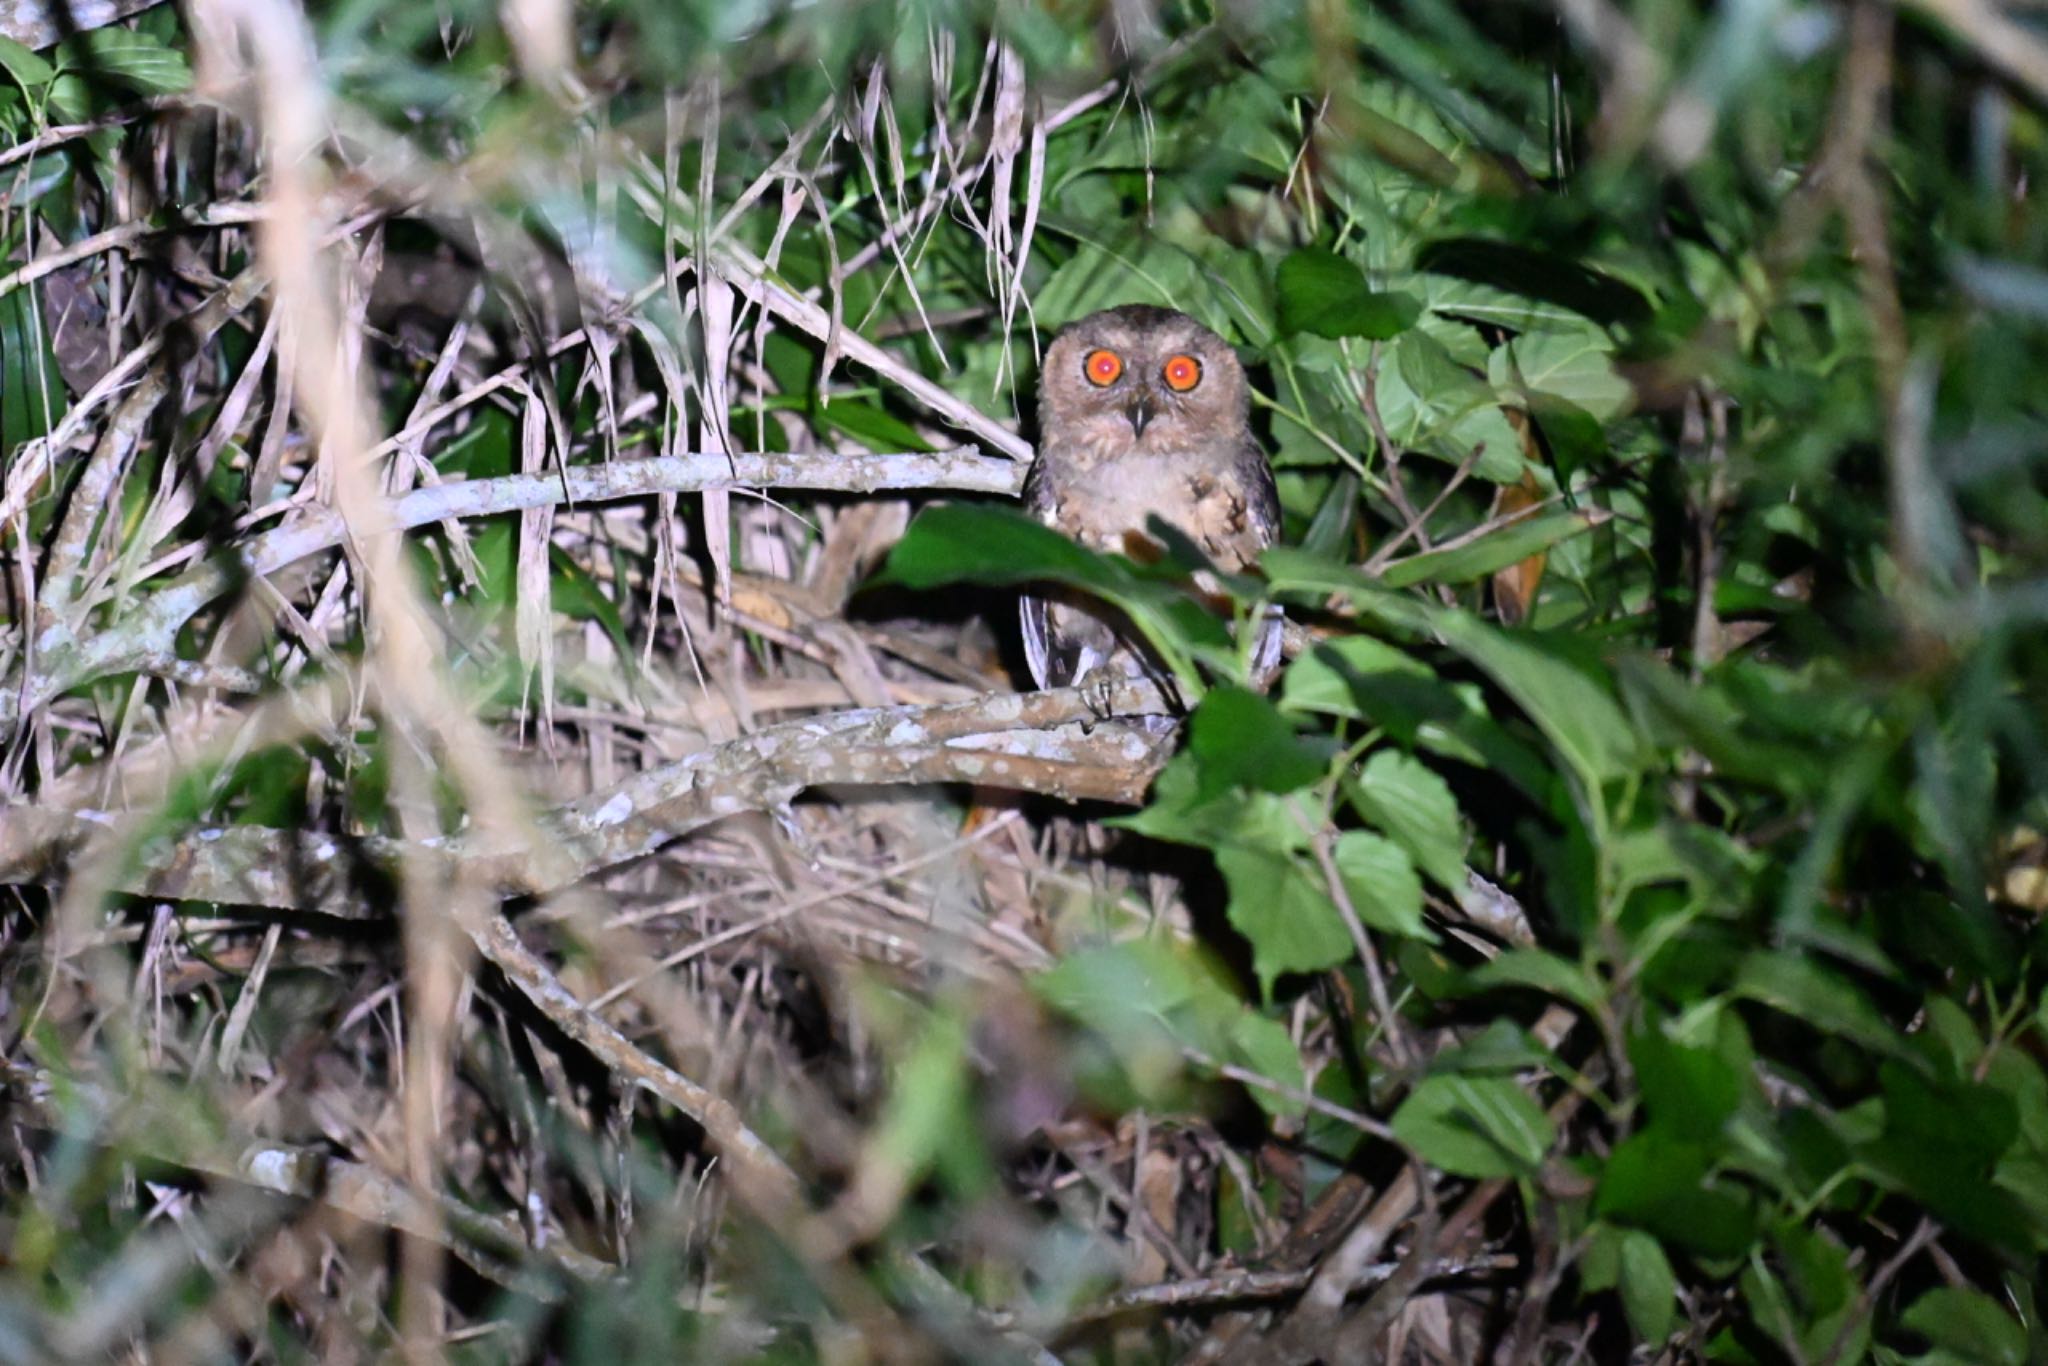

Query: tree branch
<box><xmin>0</xmin><ymin>681</ymin><xmax>1172</xmax><ymax>916</ymax></box>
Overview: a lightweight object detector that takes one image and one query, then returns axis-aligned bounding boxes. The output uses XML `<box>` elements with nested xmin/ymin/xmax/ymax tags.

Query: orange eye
<box><xmin>1162</xmin><ymin>354</ymin><xmax>1202</xmax><ymax>392</ymax></box>
<box><xmin>1084</xmin><ymin>349</ymin><xmax>1123</xmax><ymax>386</ymax></box>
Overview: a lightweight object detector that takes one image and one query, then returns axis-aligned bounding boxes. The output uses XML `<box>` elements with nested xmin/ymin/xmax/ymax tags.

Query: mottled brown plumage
<box><xmin>1021</xmin><ymin>304</ymin><xmax>1280</xmax><ymax>691</ymax></box>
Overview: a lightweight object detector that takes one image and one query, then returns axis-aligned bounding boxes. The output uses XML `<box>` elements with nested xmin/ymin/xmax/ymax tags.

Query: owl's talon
<box><xmin>1085</xmin><ymin>671</ymin><xmax>1120</xmax><ymax>723</ymax></box>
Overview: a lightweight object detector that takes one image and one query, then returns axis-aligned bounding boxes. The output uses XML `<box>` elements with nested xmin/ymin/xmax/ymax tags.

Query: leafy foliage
<box><xmin>4</xmin><ymin>0</ymin><xmax>2048</xmax><ymax>1359</ymax></box>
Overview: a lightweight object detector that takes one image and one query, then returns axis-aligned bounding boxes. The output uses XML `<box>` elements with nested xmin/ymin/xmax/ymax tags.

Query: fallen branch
<box><xmin>0</xmin><ymin>681</ymin><xmax>1173</xmax><ymax>916</ymax></box>
<box><xmin>3</xmin><ymin>447</ymin><xmax>1023</xmax><ymax>732</ymax></box>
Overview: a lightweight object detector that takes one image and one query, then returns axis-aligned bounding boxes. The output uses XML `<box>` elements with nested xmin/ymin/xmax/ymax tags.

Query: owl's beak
<box><xmin>1123</xmin><ymin>393</ymin><xmax>1155</xmax><ymax>438</ymax></box>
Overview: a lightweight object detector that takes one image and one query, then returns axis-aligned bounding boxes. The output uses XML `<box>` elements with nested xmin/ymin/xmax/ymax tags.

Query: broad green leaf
<box><xmin>1769</xmin><ymin>1224</ymin><xmax>1862</xmax><ymax>1361</ymax></box>
<box><xmin>549</xmin><ymin>546</ymin><xmax>634</xmax><ymax>666</ymax></box>
<box><xmin>1618</xmin><ymin>1231</ymin><xmax>1676</xmax><ymax>1346</ymax></box>
<box><xmin>877</xmin><ymin>504</ymin><xmax>1118</xmax><ymax>592</ymax></box>
<box><xmin>1391</xmin><ymin>1074</ymin><xmax>1554</xmax><ymax>1178</ymax></box>
<box><xmin>1729</xmin><ymin>951</ymin><xmax>1900</xmax><ymax>1056</ymax></box>
<box><xmin>1596</xmin><ymin>1127</ymin><xmax>1758</xmax><ymax>1259</ymax></box>
<box><xmin>54</xmin><ymin>29</ymin><xmax>193</xmax><ymax>96</ymax></box>
<box><xmin>1415</xmin><ymin>238</ymin><xmax>1652</xmax><ymax>329</ymax></box>
<box><xmin>1332</xmin><ymin>830</ymin><xmax>1429</xmax><ymax>939</ymax></box>
<box><xmin>1489</xmin><ymin>331</ymin><xmax>1631</xmax><ymax>421</ymax></box>
<box><xmin>1187</xmin><ymin>687</ymin><xmax>1328</xmax><ymax>801</ymax></box>
<box><xmin>1629</xmin><ymin>1029</ymin><xmax>1743</xmax><ymax>1135</ymax></box>
<box><xmin>1113</xmin><ymin>753</ymin><xmax>1316</xmax><ymax>853</ymax></box>
<box><xmin>1299</xmin><ymin>470</ymin><xmax>1360</xmax><ymax>558</ymax></box>
<box><xmin>1345</xmin><ymin>749</ymin><xmax>1466</xmax><ymax>893</ymax></box>
<box><xmin>1036</xmin><ymin>928</ymin><xmax>1308</xmax><ymax>1116</ymax></box>
<box><xmin>1227</xmin><ymin>1011</ymin><xmax>1310</xmax><ymax>1119</ymax></box>
<box><xmin>873</xmin><ymin>503</ymin><xmax>1229</xmax><ymax>691</ymax></box>
<box><xmin>1034</xmin><ymin>231</ymin><xmax>1247</xmax><ymax>341</ymax></box>
<box><xmin>1580</xmin><ymin>1222</ymin><xmax>1624</xmax><ymax>1292</ymax></box>
<box><xmin>1430</xmin><ymin>613</ymin><xmax>1646</xmax><ymax>792</ymax></box>
<box><xmin>1260</xmin><ymin>546</ymin><xmax>1436</xmax><ymax>634</ymax></box>
<box><xmin>1863</xmin><ymin>1060</ymin><xmax>2032</xmax><ymax>1251</ymax></box>
<box><xmin>1280</xmin><ymin>636</ymin><xmax>1434</xmax><ymax>720</ymax></box>
<box><xmin>1036</xmin><ymin>939</ymin><xmax>1196</xmax><ymax>1047</ymax></box>
<box><xmin>1413</xmin><ymin>270</ymin><xmax>1602</xmax><ymax>331</ymax></box>
<box><xmin>1380</xmin><ymin>508</ymin><xmax>1606</xmax><ymax>589</ymax></box>
<box><xmin>1899</xmin><ymin>1289</ymin><xmax>2027</xmax><ymax>1366</ymax></box>
<box><xmin>1430</xmin><ymin>1018</ymin><xmax>1553</xmax><ymax>1074</ymax></box>
<box><xmin>872</xmin><ymin>1009</ymin><xmax>986</xmax><ymax>1196</ymax></box>
<box><xmin>1275</xmin><ymin>247</ymin><xmax>1421</xmax><ymax>340</ymax></box>
<box><xmin>816</xmin><ymin>399</ymin><xmax>932</xmax><ymax>453</ymax></box>
<box><xmin>1469</xmin><ymin>949</ymin><xmax>1602</xmax><ymax>1015</ymax></box>
<box><xmin>0</xmin><ymin>35</ymin><xmax>53</xmax><ymax>89</ymax></box>
<box><xmin>1216</xmin><ymin>845</ymin><xmax>1352</xmax><ymax>995</ymax></box>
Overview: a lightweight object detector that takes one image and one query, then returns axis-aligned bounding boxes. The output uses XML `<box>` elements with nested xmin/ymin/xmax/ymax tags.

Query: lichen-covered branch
<box><xmin>0</xmin><ymin>681</ymin><xmax>1171</xmax><ymax>916</ymax></box>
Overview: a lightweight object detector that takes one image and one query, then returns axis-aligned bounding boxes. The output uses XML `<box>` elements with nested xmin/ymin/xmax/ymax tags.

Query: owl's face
<box><xmin>1038</xmin><ymin>304</ymin><xmax>1248</xmax><ymax>465</ymax></box>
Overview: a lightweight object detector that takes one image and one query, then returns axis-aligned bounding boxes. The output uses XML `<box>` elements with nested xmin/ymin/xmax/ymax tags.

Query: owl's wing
<box><xmin>1019</xmin><ymin>456</ymin><xmax>1066</xmax><ymax>690</ymax></box>
<box><xmin>1237</xmin><ymin>437</ymin><xmax>1286</xmax><ymax>687</ymax></box>
<box><xmin>1237</xmin><ymin>435</ymin><xmax>1281</xmax><ymax>557</ymax></box>
<box><xmin>1020</xmin><ymin>590</ymin><xmax>1054</xmax><ymax>690</ymax></box>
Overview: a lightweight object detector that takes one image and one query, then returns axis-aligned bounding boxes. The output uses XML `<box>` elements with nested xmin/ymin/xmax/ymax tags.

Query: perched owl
<box><xmin>1021</xmin><ymin>304</ymin><xmax>1281</xmax><ymax>693</ymax></box>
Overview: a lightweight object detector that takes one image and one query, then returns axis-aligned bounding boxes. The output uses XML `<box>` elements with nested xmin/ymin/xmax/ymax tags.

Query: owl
<box><xmin>1021</xmin><ymin>304</ymin><xmax>1282</xmax><ymax>694</ymax></box>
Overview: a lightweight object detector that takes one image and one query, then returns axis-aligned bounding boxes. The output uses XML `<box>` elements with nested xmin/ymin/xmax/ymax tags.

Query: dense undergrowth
<box><xmin>2</xmin><ymin>0</ymin><xmax>2048</xmax><ymax>1361</ymax></box>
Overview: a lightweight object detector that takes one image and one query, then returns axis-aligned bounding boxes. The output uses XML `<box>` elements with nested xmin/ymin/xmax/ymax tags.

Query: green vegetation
<box><xmin>3</xmin><ymin>0</ymin><xmax>2048</xmax><ymax>1360</ymax></box>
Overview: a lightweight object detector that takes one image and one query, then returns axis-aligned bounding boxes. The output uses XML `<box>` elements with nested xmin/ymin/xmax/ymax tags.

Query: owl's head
<box><xmin>1038</xmin><ymin>304</ymin><xmax>1248</xmax><ymax>462</ymax></box>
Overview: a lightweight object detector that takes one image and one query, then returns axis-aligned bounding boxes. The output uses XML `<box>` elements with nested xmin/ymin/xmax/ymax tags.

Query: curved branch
<box><xmin>0</xmin><ymin>680</ymin><xmax>1171</xmax><ymax>915</ymax></box>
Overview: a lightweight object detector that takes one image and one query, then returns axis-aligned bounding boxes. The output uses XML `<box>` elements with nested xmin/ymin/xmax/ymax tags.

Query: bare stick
<box><xmin>4</xmin><ymin>448</ymin><xmax>1021</xmax><ymax>730</ymax></box>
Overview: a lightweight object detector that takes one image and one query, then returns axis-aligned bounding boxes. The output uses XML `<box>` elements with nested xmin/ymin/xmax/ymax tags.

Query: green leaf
<box><xmin>45</xmin><ymin>72</ymin><xmax>87</xmax><ymax>124</ymax></box>
<box><xmin>1899</xmin><ymin>1288</ymin><xmax>2027</xmax><ymax>1366</ymax></box>
<box><xmin>1430</xmin><ymin>614</ymin><xmax>1646</xmax><ymax>793</ymax></box>
<box><xmin>1227</xmin><ymin>1011</ymin><xmax>1310</xmax><ymax>1119</ymax></box>
<box><xmin>1415</xmin><ymin>238</ymin><xmax>1652</xmax><ymax>329</ymax></box>
<box><xmin>1489</xmin><ymin>330</ymin><xmax>1632</xmax><ymax>420</ymax></box>
<box><xmin>1037</xmin><ymin>938</ymin><xmax>1196</xmax><ymax>1049</ymax></box>
<box><xmin>1618</xmin><ymin>1231</ymin><xmax>1677</xmax><ymax>1346</ymax></box>
<box><xmin>1391</xmin><ymin>1074</ymin><xmax>1554</xmax><ymax>1178</ymax></box>
<box><xmin>1276</xmin><ymin>247</ymin><xmax>1421</xmax><ymax>340</ymax></box>
<box><xmin>816</xmin><ymin>398</ymin><xmax>933</xmax><ymax>453</ymax></box>
<box><xmin>548</xmin><ymin>546</ymin><xmax>634</xmax><ymax>666</ymax></box>
<box><xmin>1215</xmin><ymin>845</ymin><xmax>1352</xmax><ymax>995</ymax></box>
<box><xmin>54</xmin><ymin>29</ymin><xmax>193</xmax><ymax>96</ymax></box>
<box><xmin>1379</xmin><ymin>508</ymin><xmax>1606</xmax><ymax>590</ymax></box>
<box><xmin>873</xmin><ymin>504</ymin><xmax>1230</xmax><ymax>693</ymax></box>
<box><xmin>1280</xmin><ymin>636</ymin><xmax>1433</xmax><ymax>720</ymax></box>
<box><xmin>1596</xmin><ymin>1127</ymin><xmax>1758</xmax><ymax>1259</ymax></box>
<box><xmin>1113</xmin><ymin>753</ymin><xmax>1313</xmax><ymax>852</ymax></box>
<box><xmin>1345</xmin><ymin>749</ymin><xmax>1466</xmax><ymax>893</ymax></box>
<box><xmin>872</xmin><ymin>1009</ymin><xmax>986</xmax><ymax>1196</ymax></box>
<box><xmin>876</xmin><ymin>503</ymin><xmax>1111</xmax><ymax>592</ymax></box>
<box><xmin>1469</xmin><ymin>949</ymin><xmax>1602</xmax><ymax>1015</ymax></box>
<box><xmin>1729</xmin><ymin>951</ymin><xmax>1901</xmax><ymax>1056</ymax></box>
<box><xmin>1187</xmin><ymin>686</ymin><xmax>1328</xmax><ymax>801</ymax></box>
<box><xmin>0</xmin><ymin>282</ymin><xmax>67</xmax><ymax>456</ymax></box>
<box><xmin>1260</xmin><ymin>547</ymin><xmax>1436</xmax><ymax>634</ymax></box>
<box><xmin>1863</xmin><ymin>1060</ymin><xmax>2031</xmax><ymax>1250</ymax></box>
<box><xmin>1036</xmin><ymin>938</ymin><xmax>1309</xmax><ymax>1117</ymax></box>
<box><xmin>0</xmin><ymin>35</ymin><xmax>53</xmax><ymax>90</ymax></box>
<box><xmin>1035</xmin><ymin>231</ymin><xmax>1245</xmax><ymax>341</ymax></box>
<box><xmin>1332</xmin><ymin>830</ymin><xmax>1429</xmax><ymax>939</ymax></box>
<box><xmin>1630</xmin><ymin>1028</ymin><xmax>1743</xmax><ymax>1135</ymax></box>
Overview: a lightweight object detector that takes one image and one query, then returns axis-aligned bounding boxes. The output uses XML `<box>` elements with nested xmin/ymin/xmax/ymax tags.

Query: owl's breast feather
<box><xmin>1044</xmin><ymin>449</ymin><xmax>1261</xmax><ymax>568</ymax></box>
